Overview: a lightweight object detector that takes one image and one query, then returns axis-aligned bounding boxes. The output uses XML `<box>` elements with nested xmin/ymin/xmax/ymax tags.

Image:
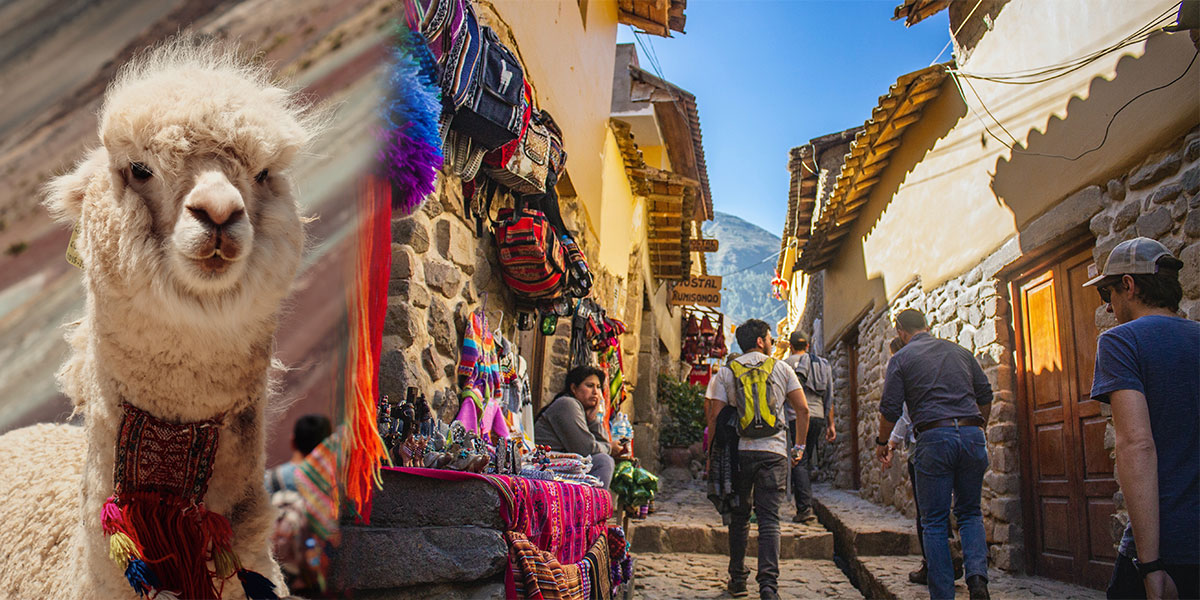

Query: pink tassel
<box><xmin>102</xmin><ymin>497</ymin><xmax>124</xmax><ymax>535</ymax></box>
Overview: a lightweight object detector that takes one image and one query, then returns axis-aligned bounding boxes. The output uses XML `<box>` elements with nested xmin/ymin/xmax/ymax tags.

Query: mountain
<box><xmin>701</xmin><ymin>212</ymin><xmax>786</xmax><ymax>337</ymax></box>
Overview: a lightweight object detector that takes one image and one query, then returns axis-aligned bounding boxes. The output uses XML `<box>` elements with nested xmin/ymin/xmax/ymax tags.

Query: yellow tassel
<box><xmin>213</xmin><ymin>545</ymin><xmax>240</xmax><ymax>579</ymax></box>
<box><xmin>109</xmin><ymin>531</ymin><xmax>140</xmax><ymax>569</ymax></box>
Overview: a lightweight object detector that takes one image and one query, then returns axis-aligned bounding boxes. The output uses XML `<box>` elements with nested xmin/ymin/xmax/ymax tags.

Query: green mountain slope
<box><xmin>701</xmin><ymin>212</ymin><xmax>786</xmax><ymax>341</ymax></box>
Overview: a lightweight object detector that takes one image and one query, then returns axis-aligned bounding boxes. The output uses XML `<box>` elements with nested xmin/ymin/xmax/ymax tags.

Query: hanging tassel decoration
<box><xmin>125</xmin><ymin>559</ymin><xmax>161</xmax><ymax>597</ymax></box>
<box><xmin>343</xmin><ymin>176</ymin><xmax>394</xmax><ymax>522</ymax></box>
<box><xmin>236</xmin><ymin>569</ymin><xmax>280</xmax><ymax>600</ymax></box>
<box><xmin>381</xmin><ymin>25</ymin><xmax>443</xmax><ymax>215</ymax></box>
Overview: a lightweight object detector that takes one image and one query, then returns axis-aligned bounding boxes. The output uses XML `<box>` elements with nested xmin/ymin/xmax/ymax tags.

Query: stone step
<box><xmin>854</xmin><ymin>554</ymin><xmax>1105</xmax><ymax>600</ymax></box>
<box><xmin>632</xmin><ymin>552</ymin><xmax>861</xmax><ymax>599</ymax></box>
<box><xmin>810</xmin><ymin>482</ymin><xmax>921</xmax><ymax>560</ymax></box>
<box><xmin>629</xmin><ymin>519</ymin><xmax>834</xmax><ymax>560</ymax></box>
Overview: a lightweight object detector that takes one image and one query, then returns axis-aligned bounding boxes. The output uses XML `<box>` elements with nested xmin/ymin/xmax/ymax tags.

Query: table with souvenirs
<box><xmin>365</xmin><ymin>300</ymin><xmax>657</xmax><ymax>599</ymax></box>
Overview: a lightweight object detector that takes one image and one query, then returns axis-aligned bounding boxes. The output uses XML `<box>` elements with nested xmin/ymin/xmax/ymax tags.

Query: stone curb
<box><xmin>810</xmin><ymin>483</ymin><xmax>921</xmax><ymax>560</ymax></box>
<box><xmin>629</xmin><ymin>522</ymin><xmax>834</xmax><ymax>560</ymax></box>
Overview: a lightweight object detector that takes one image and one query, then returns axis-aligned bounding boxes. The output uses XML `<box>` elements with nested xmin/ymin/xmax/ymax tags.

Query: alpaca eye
<box><xmin>255</xmin><ymin>169</ymin><xmax>269</xmax><ymax>184</ymax></box>
<box><xmin>130</xmin><ymin>162</ymin><xmax>153</xmax><ymax>180</ymax></box>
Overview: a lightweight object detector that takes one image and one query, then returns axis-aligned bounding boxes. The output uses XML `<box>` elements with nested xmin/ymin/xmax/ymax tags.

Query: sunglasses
<box><xmin>1097</xmin><ymin>280</ymin><xmax>1124</xmax><ymax>303</ymax></box>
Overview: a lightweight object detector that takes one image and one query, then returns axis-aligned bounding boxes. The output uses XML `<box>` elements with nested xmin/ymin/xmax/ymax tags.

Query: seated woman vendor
<box><xmin>534</xmin><ymin>366</ymin><xmax>630</xmax><ymax>487</ymax></box>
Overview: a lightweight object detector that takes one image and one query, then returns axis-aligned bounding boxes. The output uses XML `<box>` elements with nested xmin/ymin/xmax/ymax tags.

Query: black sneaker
<box><xmin>966</xmin><ymin>574</ymin><xmax>990</xmax><ymax>600</ymax></box>
<box><xmin>908</xmin><ymin>561</ymin><xmax>928</xmax><ymax>585</ymax></box>
<box><xmin>793</xmin><ymin>508</ymin><xmax>817</xmax><ymax>523</ymax></box>
<box><xmin>760</xmin><ymin>588</ymin><xmax>781</xmax><ymax>600</ymax></box>
<box><xmin>727</xmin><ymin>579</ymin><xmax>748</xmax><ymax>598</ymax></box>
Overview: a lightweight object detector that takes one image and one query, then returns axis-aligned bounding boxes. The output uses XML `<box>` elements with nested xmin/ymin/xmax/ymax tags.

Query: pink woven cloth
<box><xmin>384</xmin><ymin>467</ymin><xmax>612</xmax><ymax>597</ymax></box>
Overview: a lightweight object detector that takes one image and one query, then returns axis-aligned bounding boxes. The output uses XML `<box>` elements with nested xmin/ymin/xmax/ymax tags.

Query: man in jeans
<box><xmin>782</xmin><ymin>330</ymin><xmax>835</xmax><ymax>523</ymax></box>
<box><xmin>706</xmin><ymin>319</ymin><xmax>809</xmax><ymax>600</ymax></box>
<box><xmin>876</xmin><ymin>309</ymin><xmax>992</xmax><ymax>600</ymax></box>
<box><xmin>1084</xmin><ymin>237</ymin><xmax>1198</xmax><ymax>600</ymax></box>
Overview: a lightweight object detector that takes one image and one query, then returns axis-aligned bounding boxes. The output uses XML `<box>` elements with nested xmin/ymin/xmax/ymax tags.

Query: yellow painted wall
<box><xmin>598</xmin><ymin>127</ymin><xmax>639</xmax><ymax>276</ymax></box>
<box><xmin>820</xmin><ymin>0</ymin><xmax>1198</xmax><ymax>348</ymax></box>
<box><xmin>640</xmin><ymin>144</ymin><xmax>670</xmax><ymax>171</ymax></box>
<box><xmin>489</xmin><ymin>0</ymin><xmax>620</xmax><ymax>240</ymax></box>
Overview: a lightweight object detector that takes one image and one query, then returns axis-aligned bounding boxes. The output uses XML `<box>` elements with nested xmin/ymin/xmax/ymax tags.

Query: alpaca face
<box><xmin>44</xmin><ymin>41</ymin><xmax>317</xmax><ymax>329</ymax></box>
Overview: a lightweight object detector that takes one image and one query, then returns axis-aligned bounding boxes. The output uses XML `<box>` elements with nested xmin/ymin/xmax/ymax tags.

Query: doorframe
<box><xmin>1001</xmin><ymin>234</ymin><xmax>1097</xmax><ymax>578</ymax></box>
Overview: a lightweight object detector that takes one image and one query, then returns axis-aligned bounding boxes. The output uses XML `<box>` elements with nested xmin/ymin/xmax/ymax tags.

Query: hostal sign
<box><xmin>669</xmin><ymin>276</ymin><xmax>722</xmax><ymax>307</ymax></box>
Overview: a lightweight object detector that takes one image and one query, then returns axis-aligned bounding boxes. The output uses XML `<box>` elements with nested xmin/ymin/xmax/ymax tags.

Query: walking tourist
<box><xmin>875</xmin><ymin>309</ymin><xmax>992</xmax><ymax>600</ymax></box>
<box><xmin>881</xmin><ymin>337</ymin><xmax>963</xmax><ymax>586</ymax></box>
<box><xmin>1083</xmin><ymin>237</ymin><xmax>1199</xmax><ymax>600</ymax></box>
<box><xmin>705</xmin><ymin>319</ymin><xmax>809</xmax><ymax>600</ymax></box>
<box><xmin>782</xmin><ymin>330</ymin><xmax>834</xmax><ymax>523</ymax></box>
<box><xmin>534</xmin><ymin>365</ymin><xmax>630</xmax><ymax>487</ymax></box>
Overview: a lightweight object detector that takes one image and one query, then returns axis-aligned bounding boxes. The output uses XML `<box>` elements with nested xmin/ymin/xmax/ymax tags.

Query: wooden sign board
<box><xmin>670</xmin><ymin>276</ymin><xmax>723</xmax><ymax>307</ymax></box>
<box><xmin>689</xmin><ymin>238</ymin><xmax>719</xmax><ymax>252</ymax></box>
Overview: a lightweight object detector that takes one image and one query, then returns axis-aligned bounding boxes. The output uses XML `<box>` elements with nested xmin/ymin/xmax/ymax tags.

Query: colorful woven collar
<box><xmin>102</xmin><ymin>403</ymin><xmax>278</xmax><ymax>599</ymax></box>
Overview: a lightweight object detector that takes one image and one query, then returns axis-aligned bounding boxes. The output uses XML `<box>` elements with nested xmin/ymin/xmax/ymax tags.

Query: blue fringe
<box><xmin>385</xmin><ymin>27</ymin><xmax>443</xmax><ymax>151</ymax></box>
<box><xmin>124</xmin><ymin>559</ymin><xmax>160</xmax><ymax>597</ymax></box>
<box><xmin>237</xmin><ymin>569</ymin><xmax>279</xmax><ymax>600</ymax></box>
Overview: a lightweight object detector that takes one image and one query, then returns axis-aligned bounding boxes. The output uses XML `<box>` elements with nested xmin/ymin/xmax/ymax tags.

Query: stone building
<box><xmin>774</xmin><ymin>0</ymin><xmax>1198</xmax><ymax>589</ymax></box>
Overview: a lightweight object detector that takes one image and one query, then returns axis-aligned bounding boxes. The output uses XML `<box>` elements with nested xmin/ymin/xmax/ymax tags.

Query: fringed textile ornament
<box><xmin>381</xmin><ymin>25</ymin><xmax>443</xmax><ymax>215</ymax></box>
<box><xmin>770</xmin><ymin>270</ymin><xmax>789</xmax><ymax>301</ymax></box>
<box><xmin>100</xmin><ymin>403</ymin><xmax>279</xmax><ymax>599</ymax></box>
<box><xmin>343</xmin><ymin>176</ymin><xmax>393</xmax><ymax>522</ymax></box>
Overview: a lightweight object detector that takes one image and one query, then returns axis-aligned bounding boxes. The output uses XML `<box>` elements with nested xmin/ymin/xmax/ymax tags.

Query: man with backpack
<box><xmin>705</xmin><ymin>319</ymin><xmax>810</xmax><ymax>600</ymax></box>
<box><xmin>782</xmin><ymin>330</ymin><xmax>835</xmax><ymax>523</ymax></box>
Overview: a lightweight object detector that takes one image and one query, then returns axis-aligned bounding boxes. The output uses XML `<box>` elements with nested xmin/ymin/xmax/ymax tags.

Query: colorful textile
<box><xmin>581</xmin><ymin>530</ymin><xmax>611</xmax><ymax>600</ymax></box>
<box><xmin>296</xmin><ymin>432</ymin><xmax>342</xmax><ymax>541</ymax></box>
<box><xmin>507</xmin><ymin>531</ymin><xmax>585</xmax><ymax>600</ymax></box>
<box><xmin>457</xmin><ymin>310</ymin><xmax>502</xmax><ymax>400</ymax></box>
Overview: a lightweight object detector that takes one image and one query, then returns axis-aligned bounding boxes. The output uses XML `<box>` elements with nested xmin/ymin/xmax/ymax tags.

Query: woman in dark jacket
<box><xmin>534</xmin><ymin>365</ymin><xmax>629</xmax><ymax>487</ymax></box>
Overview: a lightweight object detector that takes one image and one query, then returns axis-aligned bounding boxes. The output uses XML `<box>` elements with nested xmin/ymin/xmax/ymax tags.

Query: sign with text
<box><xmin>670</xmin><ymin>276</ymin><xmax>723</xmax><ymax>307</ymax></box>
<box><xmin>689</xmin><ymin>238</ymin><xmax>719</xmax><ymax>252</ymax></box>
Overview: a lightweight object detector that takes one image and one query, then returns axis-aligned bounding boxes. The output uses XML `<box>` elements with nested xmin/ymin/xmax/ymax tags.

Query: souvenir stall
<box><xmin>681</xmin><ymin>306</ymin><xmax>728</xmax><ymax>388</ymax></box>
<box><xmin>332</xmin><ymin>2</ymin><xmax>642</xmax><ymax>597</ymax></box>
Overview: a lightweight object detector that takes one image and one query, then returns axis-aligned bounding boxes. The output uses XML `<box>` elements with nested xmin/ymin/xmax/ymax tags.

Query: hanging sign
<box><xmin>689</xmin><ymin>238</ymin><xmax>719</xmax><ymax>252</ymax></box>
<box><xmin>670</xmin><ymin>276</ymin><xmax>722</xmax><ymax>307</ymax></box>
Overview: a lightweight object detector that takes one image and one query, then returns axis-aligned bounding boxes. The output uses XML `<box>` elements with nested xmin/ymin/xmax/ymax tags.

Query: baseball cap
<box><xmin>1083</xmin><ymin>237</ymin><xmax>1184</xmax><ymax>287</ymax></box>
<box><xmin>789</xmin><ymin>330</ymin><xmax>808</xmax><ymax>347</ymax></box>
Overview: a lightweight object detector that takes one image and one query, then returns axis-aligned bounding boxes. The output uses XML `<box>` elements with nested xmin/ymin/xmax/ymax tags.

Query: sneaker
<box><xmin>760</xmin><ymin>588</ymin><xmax>780</xmax><ymax>600</ymax></box>
<box><xmin>793</xmin><ymin>508</ymin><xmax>817</xmax><ymax>524</ymax></box>
<box><xmin>908</xmin><ymin>561</ymin><xmax>927</xmax><ymax>585</ymax></box>
<box><xmin>726</xmin><ymin>579</ymin><xmax>748</xmax><ymax>598</ymax></box>
<box><xmin>966</xmin><ymin>574</ymin><xmax>990</xmax><ymax>600</ymax></box>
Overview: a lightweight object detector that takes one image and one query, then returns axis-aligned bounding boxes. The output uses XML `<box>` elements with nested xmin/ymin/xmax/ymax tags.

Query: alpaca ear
<box><xmin>43</xmin><ymin>147</ymin><xmax>109</xmax><ymax>223</ymax></box>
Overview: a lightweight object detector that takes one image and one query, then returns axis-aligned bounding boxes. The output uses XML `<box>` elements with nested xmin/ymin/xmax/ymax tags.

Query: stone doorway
<box><xmin>1010</xmin><ymin>241</ymin><xmax>1117</xmax><ymax>589</ymax></box>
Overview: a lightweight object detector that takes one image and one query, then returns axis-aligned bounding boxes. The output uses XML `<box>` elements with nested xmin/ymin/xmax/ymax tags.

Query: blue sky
<box><xmin>617</xmin><ymin>0</ymin><xmax>951</xmax><ymax>234</ymax></box>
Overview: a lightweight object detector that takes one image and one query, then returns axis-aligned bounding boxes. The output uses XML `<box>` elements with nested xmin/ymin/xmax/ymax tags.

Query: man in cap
<box><xmin>1084</xmin><ymin>237</ymin><xmax>1198</xmax><ymax>600</ymax></box>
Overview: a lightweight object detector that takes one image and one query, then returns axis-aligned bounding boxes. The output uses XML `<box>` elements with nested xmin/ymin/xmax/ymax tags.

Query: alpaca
<box><xmin>0</xmin><ymin>38</ymin><xmax>319</xmax><ymax>599</ymax></box>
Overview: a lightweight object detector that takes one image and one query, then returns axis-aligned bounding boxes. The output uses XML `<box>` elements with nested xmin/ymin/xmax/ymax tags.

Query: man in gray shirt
<box><xmin>782</xmin><ymin>330</ymin><xmax>834</xmax><ymax>523</ymax></box>
<box><xmin>876</xmin><ymin>309</ymin><xmax>992</xmax><ymax>600</ymax></box>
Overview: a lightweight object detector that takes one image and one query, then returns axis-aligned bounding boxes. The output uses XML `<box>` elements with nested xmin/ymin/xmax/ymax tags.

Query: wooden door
<box><xmin>1013</xmin><ymin>244</ymin><xmax>1118</xmax><ymax>589</ymax></box>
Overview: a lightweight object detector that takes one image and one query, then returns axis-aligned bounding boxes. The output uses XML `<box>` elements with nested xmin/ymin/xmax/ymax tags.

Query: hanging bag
<box><xmin>482</xmin><ymin>82</ymin><xmax>550</xmax><ymax>194</ymax></box>
<box><xmin>448</xmin><ymin>24</ymin><xmax>526</xmax><ymax>150</ymax></box>
<box><xmin>494</xmin><ymin>193</ymin><xmax>568</xmax><ymax>301</ymax></box>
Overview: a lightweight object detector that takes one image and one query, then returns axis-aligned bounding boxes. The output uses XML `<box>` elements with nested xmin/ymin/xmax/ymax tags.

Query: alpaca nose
<box><xmin>185</xmin><ymin>171</ymin><xmax>245</xmax><ymax>227</ymax></box>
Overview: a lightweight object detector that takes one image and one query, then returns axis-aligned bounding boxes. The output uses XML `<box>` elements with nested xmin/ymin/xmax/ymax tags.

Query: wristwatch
<box><xmin>791</xmin><ymin>444</ymin><xmax>806</xmax><ymax>457</ymax></box>
<box><xmin>875</xmin><ymin>436</ymin><xmax>889</xmax><ymax>447</ymax></box>
<box><xmin>1132</xmin><ymin>557</ymin><xmax>1166</xmax><ymax>578</ymax></box>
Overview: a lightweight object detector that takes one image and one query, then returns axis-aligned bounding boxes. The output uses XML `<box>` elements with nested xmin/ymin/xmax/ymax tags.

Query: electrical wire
<box><xmin>929</xmin><ymin>0</ymin><xmax>986</xmax><ymax>66</ymax></box>
<box><xmin>950</xmin><ymin>3</ymin><xmax>1180</xmax><ymax>84</ymax></box>
<box><xmin>713</xmin><ymin>248</ymin><xmax>784</xmax><ymax>278</ymax></box>
<box><xmin>950</xmin><ymin>46</ymin><xmax>1199</xmax><ymax>162</ymax></box>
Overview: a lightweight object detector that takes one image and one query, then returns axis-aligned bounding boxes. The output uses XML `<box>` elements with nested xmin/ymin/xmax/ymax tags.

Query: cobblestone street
<box><xmin>628</xmin><ymin>471</ymin><xmax>1106</xmax><ymax>599</ymax></box>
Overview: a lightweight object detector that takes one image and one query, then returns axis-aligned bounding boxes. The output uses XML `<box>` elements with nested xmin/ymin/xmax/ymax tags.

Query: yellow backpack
<box><xmin>728</xmin><ymin>357</ymin><xmax>783</xmax><ymax>439</ymax></box>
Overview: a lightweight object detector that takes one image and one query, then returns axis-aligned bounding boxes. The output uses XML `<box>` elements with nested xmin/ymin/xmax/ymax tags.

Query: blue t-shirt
<box><xmin>1090</xmin><ymin>315</ymin><xmax>1200</xmax><ymax>564</ymax></box>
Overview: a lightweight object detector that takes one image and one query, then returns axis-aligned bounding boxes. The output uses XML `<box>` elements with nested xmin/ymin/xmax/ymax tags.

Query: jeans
<box><xmin>729</xmin><ymin>450</ymin><xmax>788</xmax><ymax>593</ymax></box>
<box><xmin>788</xmin><ymin>419</ymin><xmax>824</xmax><ymax>513</ymax></box>
<box><xmin>912</xmin><ymin>425</ymin><xmax>989</xmax><ymax>600</ymax></box>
